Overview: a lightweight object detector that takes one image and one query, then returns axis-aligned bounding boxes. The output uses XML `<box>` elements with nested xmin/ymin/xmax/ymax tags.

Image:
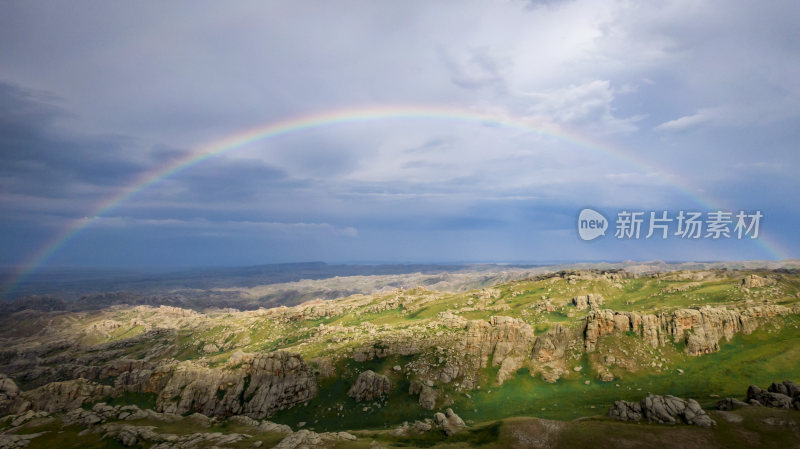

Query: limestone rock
<box><xmin>347</xmin><ymin>370</ymin><xmax>391</xmax><ymax>402</ymax></box>
<box><xmin>608</xmin><ymin>400</ymin><xmax>642</xmax><ymax>422</ymax></box>
<box><xmin>0</xmin><ymin>432</ymin><xmax>47</xmax><ymax>449</ymax></box>
<box><xmin>572</xmin><ymin>294</ymin><xmax>604</xmax><ymax>311</ymax></box>
<box><xmin>0</xmin><ymin>375</ymin><xmax>20</xmax><ymax>400</ymax></box>
<box><xmin>768</xmin><ymin>380</ymin><xmax>800</xmax><ymax>400</ymax></box>
<box><xmin>155</xmin><ymin>351</ymin><xmax>317</xmax><ymax>419</ymax></box>
<box><xmin>274</xmin><ymin>429</ymin><xmax>323</xmax><ymax>449</ymax></box>
<box><xmin>0</xmin><ymin>374</ymin><xmax>21</xmax><ymax>415</ymax></box>
<box><xmin>583</xmin><ymin>305</ymin><xmax>793</xmax><ymax>355</ymax></box>
<box><xmin>418</xmin><ymin>385</ymin><xmax>438</xmax><ymax>410</ymax></box>
<box><xmin>716</xmin><ymin>398</ymin><xmax>750</xmax><ymax>410</ymax></box>
<box><xmin>608</xmin><ymin>394</ymin><xmax>715</xmax><ymax>427</ymax></box>
<box><xmin>433</xmin><ymin>408</ymin><xmax>466</xmax><ymax>436</ymax></box>
<box><xmin>459</xmin><ymin>316</ymin><xmax>534</xmax><ymax>384</ymax></box>
<box><xmin>747</xmin><ymin>385</ymin><xmax>794</xmax><ymax>409</ymax></box>
<box><xmin>531</xmin><ymin>324</ymin><xmax>572</xmax><ymax>362</ymax></box>
<box><xmin>741</xmin><ymin>275</ymin><xmax>775</xmax><ymax>289</ymax></box>
<box><xmin>20</xmin><ymin>379</ymin><xmax>112</xmax><ymax>414</ymax></box>
<box><xmin>310</xmin><ymin>357</ymin><xmax>335</xmax><ymax>378</ymax></box>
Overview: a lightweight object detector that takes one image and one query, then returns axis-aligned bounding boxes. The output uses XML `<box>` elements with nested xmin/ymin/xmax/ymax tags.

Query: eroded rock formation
<box><xmin>348</xmin><ymin>370</ymin><xmax>391</xmax><ymax>402</ymax></box>
<box><xmin>608</xmin><ymin>394</ymin><xmax>715</xmax><ymax>427</ymax></box>
<box><xmin>584</xmin><ymin>304</ymin><xmax>798</xmax><ymax>355</ymax></box>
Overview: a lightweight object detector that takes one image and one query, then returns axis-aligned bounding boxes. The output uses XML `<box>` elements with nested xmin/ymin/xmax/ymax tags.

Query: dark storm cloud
<box><xmin>158</xmin><ymin>158</ymin><xmax>307</xmax><ymax>203</ymax></box>
<box><xmin>0</xmin><ymin>83</ymin><xmax>148</xmax><ymax>197</ymax></box>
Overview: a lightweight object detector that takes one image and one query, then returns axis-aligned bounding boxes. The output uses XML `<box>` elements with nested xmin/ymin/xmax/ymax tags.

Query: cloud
<box><xmin>514</xmin><ymin>80</ymin><xmax>642</xmax><ymax>133</ymax></box>
<box><xmin>0</xmin><ymin>83</ymin><xmax>154</xmax><ymax>207</ymax></box>
<box><xmin>654</xmin><ymin>108</ymin><xmax>721</xmax><ymax>131</ymax></box>
<box><xmin>439</xmin><ymin>47</ymin><xmax>510</xmax><ymax>90</ymax></box>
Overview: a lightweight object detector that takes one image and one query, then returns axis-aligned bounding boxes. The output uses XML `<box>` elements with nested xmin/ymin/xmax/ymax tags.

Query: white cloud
<box><xmin>655</xmin><ymin>108</ymin><xmax>721</xmax><ymax>131</ymax></box>
<box><xmin>514</xmin><ymin>80</ymin><xmax>641</xmax><ymax>134</ymax></box>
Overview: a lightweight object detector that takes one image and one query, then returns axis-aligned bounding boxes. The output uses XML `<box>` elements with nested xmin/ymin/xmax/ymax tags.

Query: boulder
<box><xmin>433</xmin><ymin>408</ymin><xmax>466</xmax><ymax>436</ymax></box>
<box><xmin>347</xmin><ymin>370</ymin><xmax>391</xmax><ymax>402</ymax></box>
<box><xmin>607</xmin><ymin>400</ymin><xmax>642</xmax><ymax>422</ymax></box>
<box><xmin>418</xmin><ymin>385</ymin><xmax>438</xmax><ymax>410</ymax></box>
<box><xmin>608</xmin><ymin>394</ymin><xmax>715</xmax><ymax>427</ymax></box>
<box><xmin>716</xmin><ymin>398</ymin><xmax>750</xmax><ymax>410</ymax></box>
<box><xmin>747</xmin><ymin>385</ymin><xmax>794</xmax><ymax>409</ymax></box>
<box><xmin>572</xmin><ymin>294</ymin><xmax>604</xmax><ymax>311</ymax></box>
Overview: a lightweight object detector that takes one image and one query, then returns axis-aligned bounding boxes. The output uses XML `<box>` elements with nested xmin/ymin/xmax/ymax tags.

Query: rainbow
<box><xmin>1</xmin><ymin>105</ymin><xmax>790</xmax><ymax>296</ymax></box>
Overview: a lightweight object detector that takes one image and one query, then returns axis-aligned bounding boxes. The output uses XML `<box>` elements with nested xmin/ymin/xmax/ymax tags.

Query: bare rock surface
<box><xmin>433</xmin><ymin>408</ymin><xmax>466</xmax><ymax>436</ymax></box>
<box><xmin>584</xmin><ymin>304</ymin><xmax>797</xmax><ymax>354</ymax></box>
<box><xmin>747</xmin><ymin>384</ymin><xmax>796</xmax><ymax>409</ymax></box>
<box><xmin>608</xmin><ymin>394</ymin><xmax>715</xmax><ymax>427</ymax></box>
<box><xmin>348</xmin><ymin>370</ymin><xmax>391</xmax><ymax>402</ymax></box>
<box><xmin>153</xmin><ymin>351</ymin><xmax>317</xmax><ymax>418</ymax></box>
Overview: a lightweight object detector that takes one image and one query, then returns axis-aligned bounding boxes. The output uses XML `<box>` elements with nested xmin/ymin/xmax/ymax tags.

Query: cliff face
<box><xmin>532</xmin><ymin>324</ymin><xmax>573</xmax><ymax>363</ymax></box>
<box><xmin>460</xmin><ymin>316</ymin><xmax>534</xmax><ymax>368</ymax></box>
<box><xmin>584</xmin><ymin>305</ymin><xmax>799</xmax><ymax>355</ymax></box>
<box><xmin>153</xmin><ymin>351</ymin><xmax>317</xmax><ymax>418</ymax></box>
<box><xmin>457</xmin><ymin>316</ymin><xmax>535</xmax><ymax>384</ymax></box>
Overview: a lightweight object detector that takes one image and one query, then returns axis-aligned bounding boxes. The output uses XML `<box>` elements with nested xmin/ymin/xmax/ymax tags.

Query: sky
<box><xmin>1</xmin><ymin>0</ymin><xmax>799</xmax><ymax>276</ymax></box>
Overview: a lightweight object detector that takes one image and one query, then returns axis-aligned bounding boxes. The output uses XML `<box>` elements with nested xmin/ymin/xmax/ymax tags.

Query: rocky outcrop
<box><xmin>716</xmin><ymin>398</ymin><xmax>750</xmax><ymax>410</ymax></box>
<box><xmin>227</xmin><ymin>414</ymin><xmax>292</xmax><ymax>433</ymax></box>
<box><xmin>768</xmin><ymin>380</ymin><xmax>800</xmax><ymax>400</ymax></box>
<box><xmin>608</xmin><ymin>399</ymin><xmax>642</xmax><ymax>422</ymax></box>
<box><xmin>584</xmin><ymin>305</ymin><xmax>796</xmax><ymax>354</ymax></box>
<box><xmin>0</xmin><ymin>432</ymin><xmax>47</xmax><ymax>449</ymax></box>
<box><xmin>309</xmin><ymin>357</ymin><xmax>335</xmax><ymax>378</ymax></box>
<box><xmin>531</xmin><ymin>324</ymin><xmax>572</xmax><ymax>362</ymax></box>
<box><xmin>608</xmin><ymin>394</ymin><xmax>715</xmax><ymax>427</ymax></box>
<box><xmin>352</xmin><ymin>332</ymin><xmax>425</xmax><ymax>362</ymax></box>
<box><xmin>419</xmin><ymin>385</ymin><xmax>438</xmax><ymax>410</ymax></box>
<box><xmin>572</xmin><ymin>294</ymin><xmax>603</xmax><ymax>311</ymax></box>
<box><xmin>741</xmin><ymin>275</ymin><xmax>775</xmax><ymax>289</ymax></box>
<box><xmin>152</xmin><ymin>351</ymin><xmax>316</xmax><ymax>419</ymax></box>
<box><xmin>433</xmin><ymin>408</ymin><xmax>466</xmax><ymax>436</ymax></box>
<box><xmin>0</xmin><ymin>374</ymin><xmax>21</xmax><ymax>415</ymax></box>
<box><xmin>459</xmin><ymin>316</ymin><xmax>534</xmax><ymax>384</ymax></box>
<box><xmin>63</xmin><ymin>402</ymin><xmax>182</xmax><ymax>427</ymax></box>
<box><xmin>100</xmin><ymin>423</ymin><xmax>251</xmax><ymax>448</ymax></box>
<box><xmin>347</xmin><ymin>370</ymin><xmax>391</xmax><ymax>402</ymax></box>
<box><xmin>19</xmin><ymin>379</ymin><xmax>113</xmax><ymax>414</ymax></box>
<box><xmin>273</xmin><ymin>429</ymin><xmax>356</xmax><ymax>449</ymax></box>
<box><xmin>409</xmin><ymin>380</ymin><xmax>438</xmax><ymax>409</ymax></box>
<box><xmin>747</xmin><ymin>383</ymin><xmax>798</xmax><ymax>409</ymax></box>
